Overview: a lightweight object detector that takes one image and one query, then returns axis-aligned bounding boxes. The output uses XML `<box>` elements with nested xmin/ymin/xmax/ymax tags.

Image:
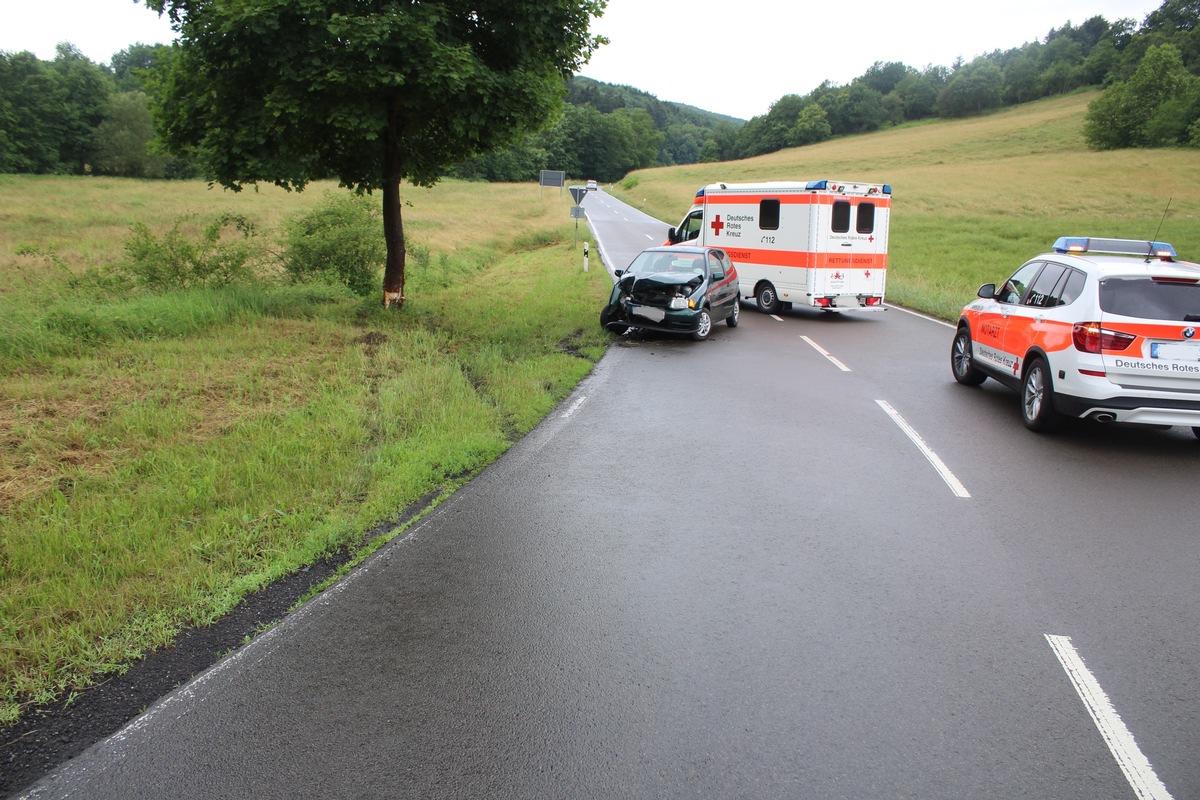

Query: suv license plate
<box><xmin>1151</xmin><ymin>341</ymin><xmax>1200</xmax><ymax>360</ymax></box>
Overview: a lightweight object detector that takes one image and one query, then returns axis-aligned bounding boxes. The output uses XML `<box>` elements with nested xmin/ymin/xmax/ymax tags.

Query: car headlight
<box><xmin>669</xmin><ymin>296</ymin><xmax>688</xmax><ymax>309</ymax></box>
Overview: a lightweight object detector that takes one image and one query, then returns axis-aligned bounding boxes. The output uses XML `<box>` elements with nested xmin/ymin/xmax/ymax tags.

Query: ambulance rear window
<box><xmin>760</xmin><ymin>199</ymin><xmax>780</xmax><ymax>230</ymax></box>
<box><xmin>832</xmin><ymin>201</ymin><xmax>851</xmax><ymax>233</ymax></box>
<box><xmin>857</xmin><ymin>203</ymin><xmax>876</xmax><ymax>234</ymax></box>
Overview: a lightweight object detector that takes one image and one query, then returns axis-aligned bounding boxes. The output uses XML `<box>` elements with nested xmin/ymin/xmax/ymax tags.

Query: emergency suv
<box><xmin>952</xmin><ymin>237</ymin><xmax>1200</xmax><ymax>436</ymax></box>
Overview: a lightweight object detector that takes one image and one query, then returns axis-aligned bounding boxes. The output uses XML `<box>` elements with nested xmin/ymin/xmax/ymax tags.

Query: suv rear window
<box><xmin>1099</xmin><ymin>277</ymin><xmax>1200</xmax><ymax>321</ymax></box>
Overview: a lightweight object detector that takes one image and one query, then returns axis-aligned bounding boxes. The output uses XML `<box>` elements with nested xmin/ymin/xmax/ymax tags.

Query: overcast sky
<box><xmin>1</xmin><ymin>0</ymin><xmax>1167</xmax><ymax>120</ymax></box>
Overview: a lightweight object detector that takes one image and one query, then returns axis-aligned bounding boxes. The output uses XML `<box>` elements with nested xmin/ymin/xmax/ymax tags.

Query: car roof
<box><xmin>1039</xmin><ymin>251</ymin><xmax>1200</xmax><ymax>280</ymax></box>
<box><xmin>641</xmin><ymin>245</ymin><xmax>711</xmax><ymax>254</ymax></box>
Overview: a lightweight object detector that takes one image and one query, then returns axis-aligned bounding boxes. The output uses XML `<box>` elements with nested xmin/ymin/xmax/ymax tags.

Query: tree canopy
<box><xmin>145</xmin><ymin>0</ymin><xmax>606</xmax><ymax>305</ymax></box>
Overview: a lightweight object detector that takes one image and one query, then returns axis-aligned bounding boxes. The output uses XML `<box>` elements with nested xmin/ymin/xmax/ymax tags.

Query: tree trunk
<box><xmin>381</xmin><ymin>98</ymin><xmax>406</xmax><ymax>308</ymax></box>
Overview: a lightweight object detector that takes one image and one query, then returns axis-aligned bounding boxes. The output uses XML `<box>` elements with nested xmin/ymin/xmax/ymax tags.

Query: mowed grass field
<box><xmin>612</xmin><ymin>91</ymin><xmax>1200</xmax><ymax>320</ymax></box>
<box><xmin>3</xmin><ymin>89</ymin><xmax>1200</xmax><ymax>726</ymax></box>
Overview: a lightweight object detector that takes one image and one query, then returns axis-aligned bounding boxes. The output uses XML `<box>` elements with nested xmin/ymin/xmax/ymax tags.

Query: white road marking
<box><xmin>801</xmin><ymin>335</ymin><xmax>852</xmax><ymax>372</ymax></box>
<box><xmin>875</xmin><ymin>400</ymin><xmax>971</xmax><ymax>498</ymax></box>
<box><xmin>885</xmin><ymin>303</ymin><xmax>956</xmax><ymax>329</ymax></box>
<box><xmin>1045</xmin><ymin>634</ymin><xmax>1174</xmax><ymax>800</ymax></box>
<box><xmin>560</xmin><ymin>395</ymin><xmax>588</xmax><ymax>419</ymax></box>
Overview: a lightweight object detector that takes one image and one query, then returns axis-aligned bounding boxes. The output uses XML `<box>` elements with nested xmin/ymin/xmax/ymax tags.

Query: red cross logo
<box><xmin>865</xmin><ymin>271</ymin><xmax>871</xmax><ymax>279</ymax></box>
<box><xmin>710</xmin><ymin>215</ymin><xmax>724</xmax><ymax>236</ymax></box>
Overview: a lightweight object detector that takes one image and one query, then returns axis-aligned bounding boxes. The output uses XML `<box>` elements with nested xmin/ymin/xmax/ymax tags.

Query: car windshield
<box><xmin>626</xmin><ymin>251</ymin><xmax>705</xmax><ymax>277</ymax></box>
<box><xmin>1099</xmin><ymin>277</ymin><xmax>1200</xmax><ymax>321</ymax></box>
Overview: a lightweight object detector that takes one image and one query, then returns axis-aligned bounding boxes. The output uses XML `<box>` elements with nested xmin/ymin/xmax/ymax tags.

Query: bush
<box><xmin>280</xmin><ymin>191</ymin><xmax>384</xmax><ymax>297</ymax></box>
<box><xmin>116</xmin><ymin>213</ymin><xmax>266</xmax><ymax>292</ymax></box>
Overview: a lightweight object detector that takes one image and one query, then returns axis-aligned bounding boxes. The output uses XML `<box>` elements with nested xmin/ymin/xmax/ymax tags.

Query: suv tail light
<box><xmin>1072</xmin><ymin>322</ymin><xmax>1136</xmax><ymax>353</ymax></box>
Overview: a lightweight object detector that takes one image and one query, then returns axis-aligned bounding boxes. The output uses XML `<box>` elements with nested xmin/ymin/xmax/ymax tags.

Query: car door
<box><xmin>705</xmin><ymin>249</ymin><xmax>737</xmax><ymax>319</ymax></box>
<box><xmin>969</xmin><ymin>260</ymin><xmax>1043</xmax><ymax>376</ymax></box>
<box><xmin>1001</xmin><ymin>261</ymin><xmax>1073</xmax><ymax>372</ymax></box>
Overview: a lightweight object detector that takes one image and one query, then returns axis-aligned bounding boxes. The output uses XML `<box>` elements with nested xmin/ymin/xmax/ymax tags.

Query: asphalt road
<box><xmin>19</xmin><ymin>191</ymin><xmax>1199</xmax><ymax>799</ymax></box>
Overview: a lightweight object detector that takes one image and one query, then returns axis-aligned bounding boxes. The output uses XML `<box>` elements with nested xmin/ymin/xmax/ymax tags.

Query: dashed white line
<box><xmin>875</xmin><ymin>400</ymin><xmax>971</xmax><ymax>498</ymax></box>
<box><xmin>801</xmin><ymin>335</ymin><xmax>852</xmax><ymax>372</ymax></box>
<box><xmin>1045</xmin><ymin>635</ymin><xmax>1174</xmax><ymax>800</ymax></box>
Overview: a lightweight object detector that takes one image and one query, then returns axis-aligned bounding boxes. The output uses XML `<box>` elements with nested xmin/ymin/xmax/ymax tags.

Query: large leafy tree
<box><xmin>1084</xmin><ymin>43</ymin><xmax>1200</xmax><ymax>149</ymax></box>
<box><xmin>145</xmin><ymin>0</ymin><xmax>606</xmax><ymax>306</ymax></box>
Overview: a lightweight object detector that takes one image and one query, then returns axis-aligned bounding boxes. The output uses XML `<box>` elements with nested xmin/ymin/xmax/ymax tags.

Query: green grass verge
<box><xmin>0</xmin><ymin>180</ymin><xmax>609</xmax><ymax>724</ymax></box>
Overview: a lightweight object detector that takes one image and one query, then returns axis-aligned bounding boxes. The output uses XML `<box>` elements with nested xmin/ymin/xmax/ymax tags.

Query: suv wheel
<box><xmin>1021</xmin><ymin>357</ymin><xmax>1061</xmax><ymax>432</ymax></box>
<box><xmin>951</xmin><ymin>327</ymin><xmax>987</xmax><ymax>386</ymax></box>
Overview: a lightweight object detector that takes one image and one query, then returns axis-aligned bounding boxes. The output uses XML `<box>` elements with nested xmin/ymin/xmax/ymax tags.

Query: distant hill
<box><xmin>567</xmin><ymin>76</ymin><xmax>743</xmax><ymax>130</ymax></box>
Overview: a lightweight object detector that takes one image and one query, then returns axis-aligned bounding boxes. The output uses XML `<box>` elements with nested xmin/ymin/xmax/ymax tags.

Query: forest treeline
<box><xmin>2</xmin><ymin>0</ymin><xmax>1199</xmax><ymax>184</ymax></box>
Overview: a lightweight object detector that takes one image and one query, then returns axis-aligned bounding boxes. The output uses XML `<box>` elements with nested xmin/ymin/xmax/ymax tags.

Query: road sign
<box><xmin>569</xmin><ymin>186</ymin><xmax>587</xmax><ymax>205</ymax></box>
<box><xmin>570</xmin><ymin>205</ymin><xmax>587</xmax><ymax>218</ymax></box>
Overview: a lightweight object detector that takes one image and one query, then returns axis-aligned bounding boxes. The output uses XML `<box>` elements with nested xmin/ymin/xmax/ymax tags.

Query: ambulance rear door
<box><xmin>811</xmin><ymin>191</ymin><xmax>888</xmax><ymax>308</ymax></box>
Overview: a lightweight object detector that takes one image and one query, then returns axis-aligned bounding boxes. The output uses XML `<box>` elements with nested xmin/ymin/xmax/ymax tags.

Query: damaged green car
<box><xmin>600</xmin><ymin>246</ymin><xmax>740</xmax><ymax>341</ymax></box>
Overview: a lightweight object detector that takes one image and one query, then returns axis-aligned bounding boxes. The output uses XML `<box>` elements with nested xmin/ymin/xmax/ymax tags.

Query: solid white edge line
<box><xmin>560</xmin><ymin>395</ymin><xmax>588</xmax><ymax>419</ymax></box>
<box><xmin>1045</xmin><ymin>635</ymin><xmax>1174</xmax><ymax>800</ymax></box>
<box><xmin>801</xmin><ymin>335</ymin><xmax>852</xmax><ymax>372</ymax></box>
<box><xmin>884</xmin><ymin>303</ymin><xmax>956</xmax><ymax>329</ymax></box>
<box><xmin>875</xmin><ymin>400</ymin><xmax>971</xmax><ymax>498</ymax></box>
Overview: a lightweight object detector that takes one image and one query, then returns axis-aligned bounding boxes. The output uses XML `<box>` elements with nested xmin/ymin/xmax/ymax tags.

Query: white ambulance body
<box><xmin>666</xmin><ymin>180</ymin><xmax>891</xmax><ymax>313</ymax></box>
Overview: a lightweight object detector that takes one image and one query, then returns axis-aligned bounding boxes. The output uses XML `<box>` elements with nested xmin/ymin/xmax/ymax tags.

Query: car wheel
<box><xmin>951</xmin><ymin>327</ymin><xmax>987</xmax><ymax>386</ymax></box>
<box><xmin>693</xmin><ymin>309</ymin><xmax>713</xmax><ymax>341</ymax></box>
<box><xmin>756</xmin><ymin>283</ymin><xmax>781</xmax><ymax>314</ymax></box>
<box><xmin>1021</xmin><ymin>357</ymin><xmax>1061</xmax><ymax>432</ymax></box>
<box><xmin>726</xmin><ymin>301</ymin><xmax>740</xmax><ymax>328</ymax></box>
<box><xmin>599</xmin><ymin>305</ymin><xmax>628</xmax><ymax>336</ymax></box>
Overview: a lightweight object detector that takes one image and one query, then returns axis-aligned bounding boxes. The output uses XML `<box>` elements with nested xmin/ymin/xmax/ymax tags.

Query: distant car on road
<box><xmin>586</xmin><ymin>180</ymin><xmax>598</xmax><ymax>191</ymax></box>
<box><xmin>600</xmin><ymin>246</ymin><xmax>740</xmax><ymax>341</ymax></box>
<box><xmin>952</xmin><ymin>236</ymin><xmax>1200</xmax><ymax>436</ymax></box>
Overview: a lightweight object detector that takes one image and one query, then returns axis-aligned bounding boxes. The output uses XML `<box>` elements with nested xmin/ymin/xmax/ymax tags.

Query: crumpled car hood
<box><xmin>622</xmin><ymin>271</ymin><xmax>704</xmax><ymax>305</ymax></box>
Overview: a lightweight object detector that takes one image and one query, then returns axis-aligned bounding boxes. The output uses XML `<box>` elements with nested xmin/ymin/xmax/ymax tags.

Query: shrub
<box><xmin>117</xmin><ymin>213</ymin><xmax>266</xmax><ymax>292</ymax></box>
<box><xmin>280</xmin><ymin>191</ymin><xmax>384</xmax><ymax>297</ymax></box>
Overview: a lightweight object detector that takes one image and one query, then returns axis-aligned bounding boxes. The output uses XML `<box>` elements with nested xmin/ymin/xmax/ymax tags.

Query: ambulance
<box><xmin>665</xmin><ymin>180</ymin><xmax>891</xmax><ymax>313</ymax></box>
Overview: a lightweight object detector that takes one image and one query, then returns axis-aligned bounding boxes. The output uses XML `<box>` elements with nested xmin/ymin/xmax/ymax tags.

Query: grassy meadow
<box><xmin>611</xmin><ymin>91</ymin><xmax>1200</xmax><ymax>320</ymax></box>
<box><xmin>0</xmin><ymin>176</ymin><xmax>611</xmax><ymax>723</ymax></box>
<box><xmin>4</xmin><ymin>88</ymin><xmax>1200</xmax><ymax>727</ymax></box>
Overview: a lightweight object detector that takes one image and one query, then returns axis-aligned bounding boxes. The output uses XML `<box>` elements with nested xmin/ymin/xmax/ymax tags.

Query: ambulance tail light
<box><xmin>864</xmin><ymin>296</ymin><xmax>881</xmax><ymax>306</ymax></box>
<box><xmin>815</xmin><ymin>297</ymin><xmax>832</xmax><ymax>308</ymax></box>
<box><xmin>1072</xmin><ymin>322</ymin><xmax>1135</xmax><ymax>353</ymax></box>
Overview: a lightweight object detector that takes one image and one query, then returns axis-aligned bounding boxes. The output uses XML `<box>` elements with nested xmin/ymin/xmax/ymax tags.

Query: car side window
<box><xmin>1025</xmin><ymin>263</ymin><xmax>1067</xmax><ymax>307</ymax></box>
<box><xmin>707</xmin><ymin>250</ymin><xmax>728</xmax><ymax>280</ymax></box>
<box><xmin>997</xmin><ymin>261</ymin><xmax>1043</xmax><ymax>304</ymax></box>
<box><xmin>1057</xmin><ymin>269</ymin><xmax>1086</xmax><ymax>305</ymax></box>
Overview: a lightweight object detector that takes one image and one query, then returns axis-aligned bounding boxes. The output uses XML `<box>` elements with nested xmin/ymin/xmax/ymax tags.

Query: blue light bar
<box><xmin>804</xmin><ymin>180</ymin><xmax>891</xmax><ymax>194</ymax></box>
<box><xmin>1053</xmin><ymin>237</ymin><xmax>1177</xmax><ymax>259</ymax></box>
